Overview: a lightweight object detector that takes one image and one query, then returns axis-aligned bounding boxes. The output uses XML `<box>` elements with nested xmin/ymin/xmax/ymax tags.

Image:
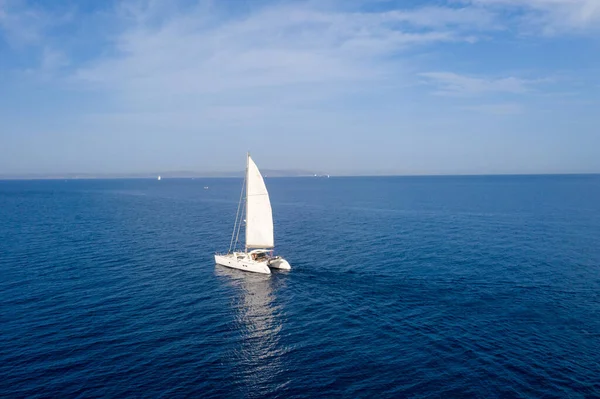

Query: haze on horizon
<box><xmin>1</xmin><ymin>0</ymin><xmax>599</xmax><ymax>176</ymax></box>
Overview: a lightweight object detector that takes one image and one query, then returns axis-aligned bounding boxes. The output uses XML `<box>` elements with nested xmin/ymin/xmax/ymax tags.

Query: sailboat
<box><xmin>214</xmin><ymin>153</ymin><xmax>291</xmax><ymax>274</ymax></box>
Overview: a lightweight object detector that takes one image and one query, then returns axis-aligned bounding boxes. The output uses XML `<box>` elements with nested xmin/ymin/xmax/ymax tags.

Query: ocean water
<box><xmin>1</xmin><ymin>175</ymin><xmax>599</xmax><ymax>398</ymax></box>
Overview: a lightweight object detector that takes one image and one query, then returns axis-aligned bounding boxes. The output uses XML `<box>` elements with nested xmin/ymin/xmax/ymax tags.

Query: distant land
<box><xmin>0</xmin><ymin>169</ymin><xmax>328</xmax><ymax>180</ymax></box>
<box><xmin>0</xmin><ymin>171</ymin><xmax>598</xmax><ymax>180</ymax></box>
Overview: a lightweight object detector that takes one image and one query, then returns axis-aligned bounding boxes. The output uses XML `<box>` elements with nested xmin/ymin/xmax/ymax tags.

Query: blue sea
<box><xmin>1</xmin><ymin>175</ymin><xmax>599</xmax><ymax>398</ymax></box>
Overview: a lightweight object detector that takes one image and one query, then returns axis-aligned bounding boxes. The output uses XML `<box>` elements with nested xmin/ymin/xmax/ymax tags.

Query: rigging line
<box><xmin>228</xmin><ymin>174</ymin><xmax>246</xmax><ymax>253</ymax></box>
<box><xmin>234</xmin><ymin>197</ymin><xmax>245</xmax><ymax>252</ymax></box>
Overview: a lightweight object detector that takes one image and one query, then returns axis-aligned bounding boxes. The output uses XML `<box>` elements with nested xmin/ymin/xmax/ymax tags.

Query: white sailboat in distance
<box><xmin>214</xmin><ymin>153</ymin><xmax>291</xmax><ymax>274</ymax></box>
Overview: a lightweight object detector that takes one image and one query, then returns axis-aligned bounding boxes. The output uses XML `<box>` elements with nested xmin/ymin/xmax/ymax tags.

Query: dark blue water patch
<box><xmin>1</xmin><ymin>175</ymin><xmax>600</xmax><ymax>398</ymax></box>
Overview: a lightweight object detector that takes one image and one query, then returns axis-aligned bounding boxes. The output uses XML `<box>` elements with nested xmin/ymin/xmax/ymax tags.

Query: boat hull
<box><xmin>214</xmin><ymin>254</ymin><xmax>271</xmax><ymax>274</ymax></box>
<box><xmin>268</xmin><ymin>257</ymin><xmax>291</xmax><ymax>270</ymax></box>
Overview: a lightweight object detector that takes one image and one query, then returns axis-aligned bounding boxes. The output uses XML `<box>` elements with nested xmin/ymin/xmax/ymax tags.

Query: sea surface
<box><xmin>1</xmin><ymin>175</ymin><xmax>599</xmax><ymax>398</ymax></box>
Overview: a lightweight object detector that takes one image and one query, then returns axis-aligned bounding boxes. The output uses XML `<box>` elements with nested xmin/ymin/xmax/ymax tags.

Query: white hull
<box><xmin>215</xmin><ymin>253</ymin><xmax>271</xmax><ymax>274</ymax></box>
<box><xmin>214</xmin><ymin>252</ymin><xmax>291</xmax><ymax>274</ymax></box>
<box><xmin>268</xmin><ymin>257</ymin><xmax>291</xmax><ymax>270</ymax></box>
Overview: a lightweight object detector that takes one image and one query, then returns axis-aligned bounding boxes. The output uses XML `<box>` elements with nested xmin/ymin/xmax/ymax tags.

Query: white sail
<box><xmin>245</xmin><ymin>155</ymin><xmax>274</xmax><ymax>249</ymax></box>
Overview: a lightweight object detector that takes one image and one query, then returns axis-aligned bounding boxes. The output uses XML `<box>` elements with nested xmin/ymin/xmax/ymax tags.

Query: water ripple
<box><xmin>1</xmin><ymin>176</ymin><xmax>600</xmax><ymax>398</ymax></box>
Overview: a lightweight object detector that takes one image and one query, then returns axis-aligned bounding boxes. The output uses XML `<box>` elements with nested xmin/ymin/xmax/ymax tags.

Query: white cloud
<box><xmin>419</xmin><ymin>72</ymin><xmax>541</xmax><ymax>95</ymax></box>
<box><xmin>0</xmin><ymin>0</ymin><xmax>72</xmax><ymax>78</ymax></box>
<box><xmin>5</xmin><ymin>0</ymin><xmax>585</xmax><ymax>106</ymax></box>
<box><xmin>68</xmin><ymin>1</ymin><xmax>500</xmax><ymax>110</ymax></box>
<box><xmin>465</xmin><ymin>0</ymin><xmax>600</xmax><ymax>34</ymax></box>
<box><xmin>381</xmin><ymin>5</ymin><xmax>498</xmax><ymax>30</ymax></box>
<box><xmin>1</xmin><ymin>0</ymin><xmax>588</xmax><ymax>126</ymax></box>
<box><xmin>0</xmin><ymin>0</ymin><xmax>46</xmax><ymax>45</ymax></box>
<box><xmin>461</xmin><ymin>102</ymin><xmax>524</xmax><ymax>115</ymax></box>
<box><xmin>40</xmin><ymin>46</ymin><xmax>69</xmax><ymax>70</ymax></box>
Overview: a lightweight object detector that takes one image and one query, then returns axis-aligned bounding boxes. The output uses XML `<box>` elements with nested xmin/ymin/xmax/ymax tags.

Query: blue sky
<box><xmin>1</xmin><ymin>0</ymin><xmax>599</xmax><ymax>175</ymax></box>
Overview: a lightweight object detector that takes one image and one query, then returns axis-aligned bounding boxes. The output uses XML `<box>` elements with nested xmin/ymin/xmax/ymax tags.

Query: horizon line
<box><xmin>1</xmin><ymin>171</ymin><xmax>599</xmax><ymax>181</ymax></box>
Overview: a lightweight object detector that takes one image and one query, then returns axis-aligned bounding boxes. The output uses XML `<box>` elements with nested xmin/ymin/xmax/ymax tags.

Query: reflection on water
<box><xmin>215</xmin><ymin>266</ymin><xmax>288</xmax><ymax>395</ymax></box>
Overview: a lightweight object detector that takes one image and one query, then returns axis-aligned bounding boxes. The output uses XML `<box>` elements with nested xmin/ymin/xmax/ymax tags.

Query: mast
<box><xmin>228</xmin><ymin>153</ymin><xmax>248</xmax><ymax>254</ymax></box>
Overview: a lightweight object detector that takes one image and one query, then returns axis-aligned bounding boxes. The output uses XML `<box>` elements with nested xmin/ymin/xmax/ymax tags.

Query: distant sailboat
<box><xmin>214</xmin><ymin>153</ymin><xmax>291</xmax><ymax>274</ymax></box>
<box><xmin>157</xmin><ymin>175</ymin><xmax>161</xmax><ymax>181</ymax></box>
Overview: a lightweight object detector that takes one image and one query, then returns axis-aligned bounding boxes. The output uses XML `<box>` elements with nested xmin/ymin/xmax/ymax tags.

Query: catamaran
<box><xmin>214</xmin><ymin>153</ymin><xmax>291</xmax><ymax>274</ymax></box>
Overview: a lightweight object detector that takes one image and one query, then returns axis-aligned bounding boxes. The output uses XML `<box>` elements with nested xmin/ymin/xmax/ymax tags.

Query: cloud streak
<box><xmin>70</xmin><ymin>1</ymin><xmax>497</xmax><ymax>107</ymax></box>
<box><xmin>465</xmin><ymin>0</ymin><xmax>600</xmax><ymax>35</ymax></box>
<box><xmin>419</xmin><ymin>72</ymin><xmax>542</xmax><ymax>96</ymax></box>
<box><xmin>0</xmin><ymin>0</ymin><xmax>47</xmax><ymax>46</ymax></box>
<box><xmin>3</xmin><ymin>0</ymin><xmax>581</xmax><ymax>105</ymax></box>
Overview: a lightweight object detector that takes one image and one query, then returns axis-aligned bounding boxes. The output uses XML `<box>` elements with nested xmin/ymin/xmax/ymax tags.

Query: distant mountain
<box><xmin>259</xmin><ymin>169</ymin><xmax>323</xmax><ymax>177</ymax></box>
<box><xmin>0</xmin><ymin>169</ymin><xmax>325</xmax><ymax>180</ymax></box>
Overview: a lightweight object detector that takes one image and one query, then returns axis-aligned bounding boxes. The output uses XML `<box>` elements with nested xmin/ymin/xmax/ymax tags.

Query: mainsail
<box><xmin>245</xmin><ymin>155</ymin><xmax>274</xmax><ymax>249</ymax></box>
